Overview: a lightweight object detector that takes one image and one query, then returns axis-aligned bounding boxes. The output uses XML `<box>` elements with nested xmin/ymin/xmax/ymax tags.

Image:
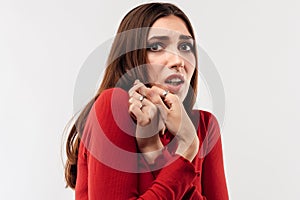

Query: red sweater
<box><xmin>75</xmin><ymin>88</ymin><xmax>229</xmax><ymax>200</ymax></box>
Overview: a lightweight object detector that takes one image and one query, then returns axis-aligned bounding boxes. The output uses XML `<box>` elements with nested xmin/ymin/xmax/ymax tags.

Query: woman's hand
<box><xmin>128</xmin><ymin>80</ymin><xmax>165</xmax><ymax>164</ymax></box>
<box><xmin>139</xmin><ymin>85</ymin><xmax>199</xmax><ymax>162</ymax></box>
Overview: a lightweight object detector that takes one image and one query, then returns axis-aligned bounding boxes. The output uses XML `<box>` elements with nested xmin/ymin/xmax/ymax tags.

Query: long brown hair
<box><xmin>64</xmin><ymin>2</ymin><xmax>198</xmax><ymax>189</ymax></box>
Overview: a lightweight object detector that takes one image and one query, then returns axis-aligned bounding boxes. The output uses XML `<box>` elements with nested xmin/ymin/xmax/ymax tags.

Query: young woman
<box><xmin>65</xmin><ymin>2</ymin><xmax>229</xmax><ymax>199</ymax></box>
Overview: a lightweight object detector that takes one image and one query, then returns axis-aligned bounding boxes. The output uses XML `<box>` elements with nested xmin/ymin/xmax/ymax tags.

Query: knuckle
<box><xmin>145</xmin><ymin>89</ymin><xmax>155</xmax><ymax>98</ymax></box>
<box><xmin>169</xmin><ymin>94</ymin><xmax>179</xmax><ymax>102</ymax></box>
<box><xmin>129</xmin><ymin>105</ymin><xmax>138</xmax><ymax>113</ymax></box>
<box><xmin>133</xmin><ymin>92</ymin><xmax>138</xmax><ymax>99</ymax></box>
<box><xmin>128</xmin><ymin>104</ymin><xmax>134</xmax><ymax>111</ymax></box>
<box><xmin>128</xmin><ymin>97</ymin><xmax>134</xmax><ymax>104</ymax></box>
<box><xmin>138</xmin><ymin>117</ymin><xmax>150</xmax><ymax>127</ymax></box>
<box><xmin>144</xmin><ymin>118</ymin><xmax>151</xmax><ymax>125</ymax></box>
<box><xmin>151</xmin><ymin>85</ymin><xmax>158</xmax><ymax>91</ymax></box>
<box><xmin>151</xmin><ymin>97</ymin><xmax>160</xmax><ymax>104</ymax></box>
<box><xmin>130</xmin><ymin>105</ymin><xmax>138</xmax><ymax>112</ymax></box>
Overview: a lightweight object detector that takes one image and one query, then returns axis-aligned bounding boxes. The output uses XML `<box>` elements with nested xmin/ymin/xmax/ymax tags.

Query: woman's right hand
<box><xmin>138</xmin><ymin>85</ymin><xmax>199</xmax><ymax>162</ymax></box>
<box><xmin>128</xmin><ymin>80</ymin><xmax>165</xmax><ymax>164</ymax></box>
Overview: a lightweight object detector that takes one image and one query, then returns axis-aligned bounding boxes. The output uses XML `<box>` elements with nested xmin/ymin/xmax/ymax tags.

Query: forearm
<box><xmin>137</xmin><ymin>125</ymin><xmax>199</xmax><ymax>164</ymax></box>
<box><xmin>174</xmin><ymin>111</ymin><xmax>199</xmax><ymax>162</ymax></box>
<box><xmin>136</xmin><ymin>124</ymin><xmax>165</xmax><ymax>164</ymax></box>
<box><xmin>138</xmin><ymin>143</ymin><xmax>164</xmax><ymax>164</ymax></box>
<box><xmin>175</xmin><ymin>135</ymin><xmax>199</xmax><ymax>162</ymax></box>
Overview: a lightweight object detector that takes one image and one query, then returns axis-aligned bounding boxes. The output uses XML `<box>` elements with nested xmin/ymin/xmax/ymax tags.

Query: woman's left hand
<box><xmin>139</xmin><ymin>85</ymin><xmax>199</xmax><ymax>162</ymax></box>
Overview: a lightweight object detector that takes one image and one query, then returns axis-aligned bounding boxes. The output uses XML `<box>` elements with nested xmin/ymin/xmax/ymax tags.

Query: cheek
<box><xmin>147</xmin><ymin>53</ymin><xmax>165</xmax><ymax>65</ymax></box>
<box><xmin>185</xmin><ymin>57</ymin><xmax>196</xmax><ymax>79</ymax></box>
<box><xmin>146</xmin><ymin>65</ymin><xmax>163</xmax><ymax>83</ymax></box>
<box><xmin>184</xmin><ymin>53</ymin><xmax>196</xmax><ymax>66</ymax></box>
<box><xmin>146</xmin><ymin>53</ymin><xmax>166</xmax><ymax>78</ymax></box>
<box><xmin>186</xmin><ymin>70</ymin><xmax>195</xmax><ymax>84</ymax></box>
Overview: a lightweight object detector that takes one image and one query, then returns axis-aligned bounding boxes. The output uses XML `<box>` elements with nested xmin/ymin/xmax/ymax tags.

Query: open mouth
<box><xmin>164</xmin><ymin>74</ymin><xmax>185</xmax><ymax>93</ymax></box>
<box><xmin>165</xmin><ymin>74</ymin><xmax>184</xmax><ymax>85</ymax></box>
<box><xmin>165</xmin><ymin>77</ymin><xmax>184</xmax><ymax>86</ymax></box>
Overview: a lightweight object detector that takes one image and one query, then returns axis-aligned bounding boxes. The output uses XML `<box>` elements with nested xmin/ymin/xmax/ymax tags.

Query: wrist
<box><xmin>175</xmin><ymin>136</ymin><xmax>199</xmax><ymax>162</ymax></box>
<box><xmin>139</xmin><ymin>142</ymin><xmax>164</xmax><ymax>165</ymax></box>
<box><xmin>138</xmin><ymin>140</ymin><xmax>163</xmax><ymax>153</ymax></box>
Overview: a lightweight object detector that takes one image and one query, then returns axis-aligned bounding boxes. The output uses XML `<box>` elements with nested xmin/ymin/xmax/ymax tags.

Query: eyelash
<box><xmin>146</xmin><ymin>42</ymin><xmax>194</xmax><ymax>52</ymax></box>
<box><xmin>178</xmin><ymin>42</ymin><xmax>194</xmax><ymax>52</ymax></box>
<box><xmin>146</xmin><ymin>42</ymin><xmax>165</xmax><ymax>52</ymax></box>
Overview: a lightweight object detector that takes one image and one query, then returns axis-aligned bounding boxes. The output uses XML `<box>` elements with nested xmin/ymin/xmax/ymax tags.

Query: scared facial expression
<box><xmin>146</xmin><ymin>15</ymin><xmax>196</xmax><ymax>102</ymax></box>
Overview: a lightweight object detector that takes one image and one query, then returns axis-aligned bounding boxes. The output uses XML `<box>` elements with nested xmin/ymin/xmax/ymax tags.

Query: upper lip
<box><xmin>164</xmin><ymin>74</ymin><xmax>185</xmax><ymax>84</ymax></box>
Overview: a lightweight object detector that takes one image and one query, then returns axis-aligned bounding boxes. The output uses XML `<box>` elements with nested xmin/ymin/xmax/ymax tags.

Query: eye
<box><xmin>146</xmin><ymin>42</ymin><xmax>164</xmax><ymax>52</ymax></box>
<box><xmin>178</xmin><ymin>42</ymin><xmax>194</xmax><ymax>52</ymax></box>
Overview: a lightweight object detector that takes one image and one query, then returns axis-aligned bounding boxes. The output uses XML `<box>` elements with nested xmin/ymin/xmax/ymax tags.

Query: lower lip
<box><xmin>165</xmin><ymin>83</ymin><xmax>183</xmax><ymax>94</ymax></box>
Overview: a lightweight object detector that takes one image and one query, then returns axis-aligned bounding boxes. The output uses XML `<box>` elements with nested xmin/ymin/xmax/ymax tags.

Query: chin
<box><xmin>175</xmin><ymin>91</ymin><xmax>186</xmax><ymax>102</ymax></box>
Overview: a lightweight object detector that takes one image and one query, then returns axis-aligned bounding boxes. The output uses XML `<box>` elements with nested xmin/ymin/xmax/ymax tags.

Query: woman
<box><xmin>65</xmin><ymin>2</ymin><xmax>229</xmax><ymax>199</ymax></box>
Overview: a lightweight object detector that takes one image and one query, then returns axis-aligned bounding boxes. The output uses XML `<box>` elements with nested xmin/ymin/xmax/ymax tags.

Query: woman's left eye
<box><xmin>178</xmin><ymin>42</ymin><xmax>194</xmax><ymax>52</ymax></box>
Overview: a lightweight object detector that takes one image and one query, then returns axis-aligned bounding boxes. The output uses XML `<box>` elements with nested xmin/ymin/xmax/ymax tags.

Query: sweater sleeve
<box><xmin>200</xmin><ymin>112</ymin><xmax>229</xmax><ymax>200</ymax></box>
<box><xmin>76</xmin><ymin>88</ymin><xmax>197</xmax><ymax>200</ymax></box>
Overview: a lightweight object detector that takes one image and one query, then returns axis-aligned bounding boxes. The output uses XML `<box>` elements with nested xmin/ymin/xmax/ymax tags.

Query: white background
<box><xmin>1</xmin><ymin>0</ymin><xmax>299</xmax><ymax>199</ymax></box>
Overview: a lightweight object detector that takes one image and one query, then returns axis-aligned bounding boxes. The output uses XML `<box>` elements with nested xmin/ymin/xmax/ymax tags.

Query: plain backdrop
<box><xmin>1</xmin><ymin>0</ymin><xmax>299</xmax><ymax>199</ymax></box>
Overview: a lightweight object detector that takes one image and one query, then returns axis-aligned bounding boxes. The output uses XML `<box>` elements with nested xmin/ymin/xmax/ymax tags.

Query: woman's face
<box><xmin>146</xmin><ymin>15</ymin><xmax>196</xmax><ymax>102</ymax></box>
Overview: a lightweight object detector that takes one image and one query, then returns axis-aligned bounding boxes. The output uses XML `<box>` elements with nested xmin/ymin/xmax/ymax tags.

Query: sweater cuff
<box><xmin>153</xmin><ymin>155</ymin><xmax>197</xmax><ymax>197</ymax></box>
<box><xmin>148</xmin><ymin>147</ymin><xmax>172</xmax><ymax>177</ymax></box>
<box><xmin>149</xmin><ymin>148</ymin><xmax>197</xmax><ymax>179</ymax></box>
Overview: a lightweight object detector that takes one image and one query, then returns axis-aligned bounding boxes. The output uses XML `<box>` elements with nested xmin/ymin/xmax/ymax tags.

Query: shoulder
<box><xmin>93</xmin><ymin>87</ymin><xmax>131</xmax><ymax>121</ymax></box>
<box><xmin>93</xmin><ymin>88</ymin><xmax>129</xmax><ymax>115</ymax></box>
<box><xmin>191</xmin><ymin>110</ymin><xmax>221</xmax><ymax>142</ymax></box>
<box><xmin>95</xmin><ymin>87</ymin><xmax>129</xmax><ymax>107</ymax></box>
<box><xmin>85</xmin><ymin>87</ymin><xmax>136</xmax><ymax>152</ymax></box>
<box><xmin>191</xmin><ymin>109</ymin><xmax>220</xmax><ymax>129</ymax></box>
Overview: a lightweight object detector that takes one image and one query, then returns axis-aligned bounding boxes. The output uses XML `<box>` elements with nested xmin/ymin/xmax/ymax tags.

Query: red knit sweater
<box><xmin>75</xmin><ymin>88</ymin><xmax>229</xmax><ymax>200</ymax></box>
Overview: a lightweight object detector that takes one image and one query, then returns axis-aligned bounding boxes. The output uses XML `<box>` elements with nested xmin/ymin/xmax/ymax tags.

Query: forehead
<box><xmin>148</xmin><ymin>15</ymin><xmax>191</xmax><ymax>39</ymax></box>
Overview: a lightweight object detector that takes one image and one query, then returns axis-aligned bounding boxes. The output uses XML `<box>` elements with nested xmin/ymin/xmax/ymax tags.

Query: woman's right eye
<box><xmin>146</xmin><ymin>42</ymin><xmax>164</xmax><ymax>52</ymax></box>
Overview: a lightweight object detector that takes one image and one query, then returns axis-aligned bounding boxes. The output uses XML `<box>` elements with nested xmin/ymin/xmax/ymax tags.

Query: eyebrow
<box><xmin>179</xmin><ymin>35</ymin><xmax>193</xmax><ymax>40</ymax></box>
<box><xmin>147</xmin><ymin>36</ymin><xmax>169</xmax><ymax>41</ymax></box>
<box><xmin>147</xmin><ymin>34</ymin><xmax>193</xmax><ymax>41</ymax></box>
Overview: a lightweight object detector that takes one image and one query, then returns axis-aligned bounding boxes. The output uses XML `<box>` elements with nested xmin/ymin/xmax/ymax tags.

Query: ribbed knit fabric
<box><xmin>75</xmin><ymin>88</ymin><xmax>228</xmax><ymax>200</ymax></box>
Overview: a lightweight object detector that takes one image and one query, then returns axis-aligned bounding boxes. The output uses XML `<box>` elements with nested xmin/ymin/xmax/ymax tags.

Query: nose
<box><xmin>165</xmin><ymin>50</ymin><xmax>184</xmax><ymax>70</ymax></box>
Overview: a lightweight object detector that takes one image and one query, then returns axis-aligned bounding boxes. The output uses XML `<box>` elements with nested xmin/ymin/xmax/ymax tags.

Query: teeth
<box><xmin>166</xmin><ymin>78</ymin><xmax>183</xmax><ymax>86</ymax></box>
<box><xmin>165</xmin><ymin>78</ymin><xmax>183</xmax><ymax>84</ymax></box>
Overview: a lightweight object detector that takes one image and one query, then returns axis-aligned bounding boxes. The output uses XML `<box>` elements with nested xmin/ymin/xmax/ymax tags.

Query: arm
<box><xmin>129</xmin><ymin>82</ymin><xmax>199</xmax><ymax>163</ymax></box>
<box><xmin>201</xmin><ymin>112</ymin><xmax>229</xmax><ymax>200</ymax></box>
<box><xmin>79</xmin><ymin>88</ymin><xmax>197</xmax><ymax>200</ymax></box>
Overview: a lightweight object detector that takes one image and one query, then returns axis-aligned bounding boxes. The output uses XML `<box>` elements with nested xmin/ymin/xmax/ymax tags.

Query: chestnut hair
<box><xmin>64</xmin><ymin>2</ymin><xmax>198</xmax><ymax>189</ymax></box>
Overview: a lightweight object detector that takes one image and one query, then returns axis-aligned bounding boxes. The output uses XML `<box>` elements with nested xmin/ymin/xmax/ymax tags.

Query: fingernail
<box><xmin>134</xmin><ymin>79</ymin><xmax>140</xmax><ymax>85</ymax></box>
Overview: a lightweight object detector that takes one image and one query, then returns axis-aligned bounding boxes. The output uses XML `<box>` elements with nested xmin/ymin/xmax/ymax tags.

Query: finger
<box><xmin>128</xmin><ymin>103</ymin><xmax>150</xmax><ymax>126</ymax></box>
<box><xmin>162</xmin><ymin>93</ymin><xmax>181</xmax><ymax>111</ymax></box>
<box><xmin>140</xmin><ymin>86</ymin><xmax>169</xmax><ymax>121</ymax></box>
<box><xmin>128</xmin><ymin>97</ymin><xmax>143</xmax><ymax>111</ymax></box>
<box><xmin>128</xmin><ymin>80</ymin><xmax>143</xmax><ymax>97</ymax></box>
<box><xmin>151</xmin><ymin>82</ymin><xmax>169</xmax><ymax>92</ymax></box>
<box><xmin>146</xmin><ymin>86</ymin><xmax>170</xmax><ymax>111</ymax></box>
<box><xmin>129</xmin><ymin>97</ymin><xmax>152</xmax><ymax>126</ymax></box>
<box><xmin>139</xmin><ymin>98</ymin><xmax>157</xmax><ymax>119</ymax></box>
<box><xmin>131</xmin><ymin>95</ymin><xmax>157</xmax><ymax>120</ymax></box>
<box><xmin>151</xmin><ymin>86</ymin><xmax>181</xmax><ymax>111</ymax></box>
<box><xmin>131</xmin><ymin>91</ymin><xmax>156</xmax><ymax>107</ymax></box>
<box><xmin>128</xmin><ymin>80</ymin><xmax>145</xmax><ymax>97</ymax></box>
<box><xmin>135</xmin><ymin>84</ymin><xmax>151</xmax><ymax>98</ymax></box>
<box><xmin>131</xmin><ymin>91</ymin><xmax>146</xmax><ymax>103</ymax></box>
